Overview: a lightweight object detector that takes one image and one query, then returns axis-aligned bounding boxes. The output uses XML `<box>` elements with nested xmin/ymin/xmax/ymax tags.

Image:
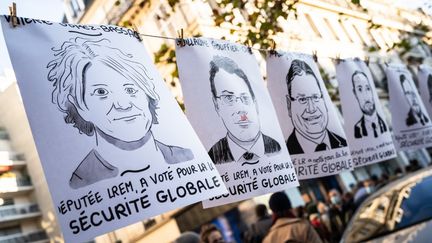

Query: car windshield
<box><xmin>343</xmin><ymin>171</ymin><xmax>432</xmax><ymax>242</ymax></box>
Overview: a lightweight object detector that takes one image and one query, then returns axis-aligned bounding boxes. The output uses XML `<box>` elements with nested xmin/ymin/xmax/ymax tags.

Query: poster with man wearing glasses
<box><xmin>267</xmin><ymin>52</ymin><xmax>353</xmax><ymax>179</ymax></box>
<box><xmin>386</xmin><ymin>64</ymin><xmax>432</xmax><ymax>151</ymax></box>
<box><xmin>176</xmin><ymin>37</ymin><xmax>298</xmax><ymax>208</ymax></box>
<box><xmin>336</xmin><ymin>58</ymin><xmax>396</xmax><ymax>168</ymax></box>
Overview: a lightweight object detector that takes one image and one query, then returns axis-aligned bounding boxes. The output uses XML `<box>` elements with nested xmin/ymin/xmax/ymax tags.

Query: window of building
<box><xmin>305</xmin><ymin>14</ymin><xmax>322</xmax><ymax>38</ymax></box>
<box><xmin>0</xmin><ymin>225</ymin><xmax>21</xmax><ymax>236</ymax></box>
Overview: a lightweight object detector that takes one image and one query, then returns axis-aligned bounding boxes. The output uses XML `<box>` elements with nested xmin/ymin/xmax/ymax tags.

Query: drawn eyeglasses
<box><xmin>290</xmin><ymin>94</ymin><xmax>323</xmax><ymax>104</ymax></box>
<box><xmin>216</xmin><ymin>94</ymin><xmax>253</xmax><ymax>106</ymax></box>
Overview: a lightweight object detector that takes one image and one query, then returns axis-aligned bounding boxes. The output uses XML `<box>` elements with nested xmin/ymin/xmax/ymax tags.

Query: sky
<box><xmin>0</xmin><ymin>0</ymin><xmax>64</xmax><ymax>73</ymax></box>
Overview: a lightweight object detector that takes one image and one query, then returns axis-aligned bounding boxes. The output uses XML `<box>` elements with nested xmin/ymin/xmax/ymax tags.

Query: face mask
<box><xmin>331</xmin><ymin>196</ymin><xmax>341</xmax><ymax>205</ymax></box>
<box><xmin>365</xmin><ymin>186</ymin><xmax>375</xmax><ymax>194</ymax></box>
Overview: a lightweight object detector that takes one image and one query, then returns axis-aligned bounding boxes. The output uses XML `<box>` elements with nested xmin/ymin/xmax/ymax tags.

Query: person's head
<box><xmin>400</xmin><ymin>74</ymin><xmax>420</xmax><ymax>114</ymax></box>
<box><xmin>286</xmin><ymin>59</ymin><xmax>328</xmax><ymax>140</ymax></box>
<box><xmin>175</xmin><ymin>231</ymin><xmax>200</xmax><ymax>243</ymax></box>
<box><xmin>363</xmin><ymin>179</ymin><xmax>375</xmax><ymax>193</ymax></box>
<box><xmin>200</xmin><ymin>224</ymin><xmax>224</xmax><ymax>243</ymax></box>
<box><xmin>269</xmin><ymin>191</ymin><xmax>292</xmax><ymax>219</ymax></box>
<box><xmin>255</xmin><ymin>204</ymin><xmax>269</xmax><ymax>219</ymax></box>
<box><xmin>317</xmin><ymin>201</ymin><xmax>329</xmax><ymax>214</ymax></box>
<box><xmin>352</xmin><ymin>71</ymin><xmax>375</xmax><ymax>116</ymax></box>
<box><xmin>47</xmin><ymin>37</ymin><xmax>159</xmax><ymax>144</ymax></box>
<box><xmin>328</xmin><ymin>189</ymin><xmax>342</xmax><ymax>205</ymax></box>
<box><xmin>209</xmin><ymin>55</ymin><xmax>260</xmax><ymax>142</ymax></box>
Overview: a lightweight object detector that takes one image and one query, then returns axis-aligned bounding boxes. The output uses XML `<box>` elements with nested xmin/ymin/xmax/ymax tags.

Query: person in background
<box><xmin>200</xmin><ymin>224</ymin><xmax>225</xmax><ymax>243</ymax></box>
<box><xmin>263</xmin><ymin>191</ymin><xmax>323</xmax><ymax>243</ymax></box>
<box><xmin>327</xmin><ymin>189</ymin><xmax>354</xmax><ymax>242</ymax></box>
<box><xmin>174</xmin><ymin>231</ymin><xmax>200</xmax><ymax>243</ymax></box>
<box><xmin>248</xmin><ymin>204</ymin><xmax>273</xmax><ymax>243</ymax></box>
<box><xmin>317</xmin><ymin>202</ymin><xmax>332</xmax><ymax>242</ymax></box>
<box><xmin>354</xmin><ymin>179</ymin><xmax>375</xmax><ymax>207</ymax></box>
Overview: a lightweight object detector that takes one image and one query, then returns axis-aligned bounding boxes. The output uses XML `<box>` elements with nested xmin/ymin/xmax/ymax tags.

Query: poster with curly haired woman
<box><xmin>1</xmin><ymin>16</ymin><xmax>226</xmax><ymax>242</ymax></box>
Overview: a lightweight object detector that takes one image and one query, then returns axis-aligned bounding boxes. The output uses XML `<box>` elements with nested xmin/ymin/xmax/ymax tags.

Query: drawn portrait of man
<box><xmin>400</xmin><ymin>74</ymin><xmax>429</xmax><ymax>126</ymax></box>
<box><xmin>207</xmin><ymin>55</ymin><xmax>281</xmax><ymax>165</ymax></box>
<box><xmin>351</xmin><ymin>71</ymin><xmax>387</xmax><ymax>138</ymax></box>
<box><xmin>47</xmin><ymin>37</ymin><xmax>194</xmax><ymax>189</ymax></box>
<box><xmin>285</xmin><ymin>59</ymin><xmax>347</xmax><ymax>155</ymax></box>
<box><xmin>428</xmin><ymin>74</ymin><xmax>432</xmax><ymax>103</ymax></box>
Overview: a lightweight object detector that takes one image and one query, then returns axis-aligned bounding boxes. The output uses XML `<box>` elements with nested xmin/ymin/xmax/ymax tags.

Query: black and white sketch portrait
<box><xmin>400</xmin><ymin>74</ymin><xmax>429</xmax><ymax>126</ymax></box>
<box><xmin>207</xmin><ymin>55</ymin><xmax>281</xmax><ymax>165</ymax></box>
<box><xmin>351</xmin><ymin>71</ymin><xmax>387</xmax><ymax>138</ymax></box>
<box><xmin>285</xmin><ymin>59</ymin><xmax>347</xmax><ymax>155</ymax></box>
<box><xmin>47</xmin><ymin>37</ymin><xmax>194</xmax><ymax>189</ymax></box>
<box><xmin>428</xmin><ymin>74</ymin><xmax>432</xmax><ymax>103</ymax></box>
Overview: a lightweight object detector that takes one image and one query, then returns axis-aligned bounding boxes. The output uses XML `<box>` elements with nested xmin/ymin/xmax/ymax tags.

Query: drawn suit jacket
<box><xmin>69</xmin><ymin>140</ymin><xmax>194</xmax><ymax>189</ymax></box>
<box><xmin>208</xmin><ymin>133</ymin><xmax>281</xmax><ymax>164</ymax></box>
<box><xmin>354</xmin><ymin>114</ymin><xmax>387</xmax><ymax>138</ymax></box>
<box><xmin>286</xmin><ymin>129</ymin><xmax>347</xmax><ymax>155</ymax></box>
<box><xmin>406</xmin><ymin>108</ymin><xmax>429</xmax><ymax>126</ymax></box>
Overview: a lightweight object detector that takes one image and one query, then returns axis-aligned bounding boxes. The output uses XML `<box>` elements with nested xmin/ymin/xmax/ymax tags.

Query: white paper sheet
<box><xmin>336</xmin><ymin>58</ymin><xmax>396</xmax><ymax>167</ymax></box>
<box><xmin>175</xmin><ymin>38</ymin><xmax>298</xmax><ymax>208</ymax></box>
<box><xmin>1</xmin><ymin>16</ymin><xmax>226</xmax><ymax>242</ymax></box>
<box><xmin>386</xmin><ymin>63</ymin><xmax>432</xmax><ymax>151</ymax></box>
<box><xmin>267</xmin><ymin>52</ymin><xmax>353</xmax><ymax>179</ymax></box>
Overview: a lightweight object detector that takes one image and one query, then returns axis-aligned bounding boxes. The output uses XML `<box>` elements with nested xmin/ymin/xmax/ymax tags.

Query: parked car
<box><xmin>341</xmin><ymin>167</ymin><xmax>432</xmax><ymax>243</ymax></box>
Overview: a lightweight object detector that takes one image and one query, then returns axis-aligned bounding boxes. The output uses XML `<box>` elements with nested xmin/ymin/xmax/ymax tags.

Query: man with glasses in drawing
<box><xmin>285</xmin><ymin>59</ymin><xmax>347</xmax><ymax>155</ymax></box>
<box><xmin>208</xmin><ymin>55</ymin><xmax>281</xmax><ymax>165</ymax></box>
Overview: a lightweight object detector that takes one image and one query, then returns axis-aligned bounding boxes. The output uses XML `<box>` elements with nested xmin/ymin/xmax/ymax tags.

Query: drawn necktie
<box><xmin>371</xmin><ymin>122</ymin><xmax>378</xmax><ymax>138</ymax></box>
<box><xmin>315</xmin><ymin>143</ymin><xmax>328</xmax><ymax>152</ymax></box>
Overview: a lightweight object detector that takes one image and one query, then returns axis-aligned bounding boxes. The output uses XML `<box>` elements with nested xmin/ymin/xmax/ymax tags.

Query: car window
<box><xmin>343</xmin><ymin>173</ymin><xmax>432</xmax><ymax>242</ymax></box>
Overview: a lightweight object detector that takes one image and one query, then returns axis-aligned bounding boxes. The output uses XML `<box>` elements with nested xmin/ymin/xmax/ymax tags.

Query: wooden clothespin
<box><xmin>335</xmin><ymin>54</ymin><xmax>341</xmax><ymax>65</ymax></box>
<box><xmin>177</xmin><ymin>29</ymin><xmax>186</xmax><ymax>47</ymax></box>
<box><xmin>132</xmin><ymin>24</ymin><xmax>142</xmax><ymax>42</ymax></box>
<box><xmin>312</xmin><ymin>50</ymin><xmax>318</xmax><ymax>63</ymax></box>
<box><xmin>247</xmin><ymin>39</ymin><xmax>253</xmax><ymax>54</ymax></box>
<box><xmin>9</xmin><ymin>2</ymin><xmax>18</xmax><ymax>28</ymax></box>
<box><xmin>269</xmin><ymin>39</ymin><xmax>278</xmax><ymax>56</ymax></box>
<box><xmin>365</xmin><ymin>56</ymin><xmax>370</xmax><ymax>66</ymax></box>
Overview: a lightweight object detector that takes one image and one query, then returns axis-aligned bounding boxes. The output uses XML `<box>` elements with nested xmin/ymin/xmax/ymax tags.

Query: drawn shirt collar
<box><xmin>295</xmin><ymin>129</ymin><xmax>330</xmax><ymax>153</ymax></box>
<box><xmin>227</xmin><ymin>132</ymin><xmax>265</xmax><ymax>162</ymax></box>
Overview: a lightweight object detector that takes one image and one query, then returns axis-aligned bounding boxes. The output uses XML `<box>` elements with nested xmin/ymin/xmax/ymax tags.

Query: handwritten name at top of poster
<box><xmin>55</xmin><ymin>161</ymin><xmax>220</xmax><ymax>235</ymax></box>
<box><xmin>2</xmin><ymin>15</ymin><xmax>141</xmax><ymax>40</ymax></box>
<box><xmin>209</xmin><ymin>161</ymin><xmax>297</xmax><ymax>201</ymax></box>
<box><xmin>350</xmin><ymin>141</ymin><xmax>396</xmax><ymax>166</ymax></box>
<box><xmin>180</xmin><ymin>37</ymin><xmax>251</xmax><ymax>54</ymax></box>
<box><xmin>291</xmin><ymin>149</ymin><xmax>352</xmax><ymax>178</ymax></box>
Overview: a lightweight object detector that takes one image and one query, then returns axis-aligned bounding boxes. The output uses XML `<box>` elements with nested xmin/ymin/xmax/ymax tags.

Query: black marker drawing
<box><xmin>47</xmin><ymin>37</ymin><xmax>194</xmax><ymax>189</ymax></box>
<box><xmin>207</xmin><ymin>55</ymin><xmax>281</xmax><ymax>165</ymax></box>
<box><xmin>351</xmin><ymin>71</ymin><xmax>387</xmax><ymax>138</ymax></box>
<box><xmin>428</xmin><ymin>74</ymin><xmax>432</xmax><ymax>103</ymax></box>
<box><xmin>400</xmin><ymin>74</ymin><xmax>429</xmax><ymax>126</ymax></box>
<box><xmin>285</xmin><ymin>59</ymin><xmax>347</xmax><ymax>155</ymax></box>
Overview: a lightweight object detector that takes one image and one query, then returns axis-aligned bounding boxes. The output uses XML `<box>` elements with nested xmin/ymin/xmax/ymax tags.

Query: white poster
<box><xmin>336</xmin><ymin>58</ymin><xmax>396</xmax><ymax>167</ymax></box>
<box><xmin>386</xmin><ymin>63</ymin><xmax>432</xmax><ymax>151</ymax></box>
<box><xmin>1</xmin><ymin>17</ymin><xmax>226</xmax><ymax>242</ymax></box>
<box><xmin>175</xmin><ymin>38</ymin><xmax>298</xmax><ymax>208</ymax></box>
<box><xmin>418</xmin><ymin>64</ymin><xmax>432</xmax><ymax>117</ymax></box>
<box><xmin>267</xmin><ymin>52</ymin><xmax>353</xmax><ymax>179</ymax></box>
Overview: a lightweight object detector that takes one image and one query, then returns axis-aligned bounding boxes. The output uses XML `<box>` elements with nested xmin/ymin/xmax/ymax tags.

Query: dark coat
<box><xmin>286</xmin><ymin>129</ymin><xmax>347</xmax><ymax>155</ymax></box>
<box><xmin>354</xmin><ymin>114</ymin><xmax>387</xmax><ymax>138</ymax></box>
<box><xmin>208</xmin><ymin>134</ymin><xmax>281</xmax><ymax>164</ymax></box>
<box><xmin>406</xmin><ymin>108</ymin><xmax>429</xmax><ymax>126</ymax></box>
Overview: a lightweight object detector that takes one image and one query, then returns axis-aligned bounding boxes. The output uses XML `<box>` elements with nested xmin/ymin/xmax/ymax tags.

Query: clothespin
<box><xmin>9</xmin><ymin>2</ymin><xmax>18</xmax><ymax>28</ymax></box>
<box><xmin>269</xmin><ymin>39</ymin><xmax>278</xmax><ymax>56</ymax></box>
<box><xmin>312</xmin><ymin>50</ymin><xmax>318</xmax><ymax>63</ymax></box>
<box><xmin>247</xmin><ymin>39</ymin><xmax>253</xmax><ymax>54</ymax></box>
<box><xmin>335</xmin><ymin>54</ymin><xmax>341</xmax><ymax>65</ymax></box>
<box><xmin>365</xmin><ymin>56</ymin><xmax>370</xmax><ymax>66</ymax></box>
<box><xmin>177</xmin><ymin>29</ymin><xmax>186</xmax><ymax>47</ymax></box>
<box><xmin>132</xmin><ymin>24</ymin><xmax>142</xmax><ymax>42</ymax></box>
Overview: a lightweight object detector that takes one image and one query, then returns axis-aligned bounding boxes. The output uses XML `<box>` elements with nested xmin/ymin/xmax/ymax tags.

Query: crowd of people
<box><xmin>174</xmin><ymin>160</ymin><xmax>423</xmax><ymax>243</ymax></box>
